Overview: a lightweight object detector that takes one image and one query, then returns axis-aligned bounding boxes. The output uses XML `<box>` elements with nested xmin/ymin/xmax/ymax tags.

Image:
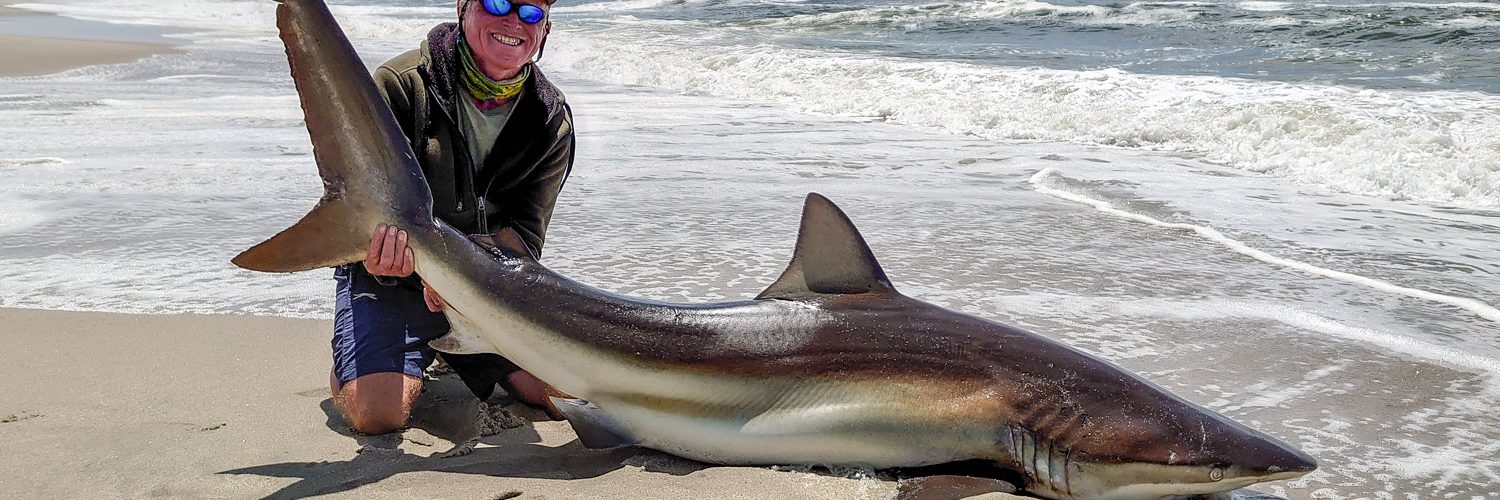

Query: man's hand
<box><xmin>422</xmin><ymin>281</ymin><xmax>447</xmax><ymax>313</ymax></box>
<box><xmin>364</xmin><ymin>224</ymin><xmax>415</xmax><ymax>277</ymax></box>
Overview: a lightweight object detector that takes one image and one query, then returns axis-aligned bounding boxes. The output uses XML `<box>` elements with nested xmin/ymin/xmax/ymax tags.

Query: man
<box><xmin>330</xmin><ymin>0</ymin><xmax>573</xmax><ymax>435</ymax></box>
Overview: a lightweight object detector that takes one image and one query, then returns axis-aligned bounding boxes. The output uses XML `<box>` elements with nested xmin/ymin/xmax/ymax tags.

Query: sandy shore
<box><xmin>0</xmin><ymin>308</ymin><xmax>912</xmax><ymax>499</ymax></box>
<box><xmin>0</xmin><ymin>4</ymin><xmax>176</xmax><ymax>77</ymax></box>
<box><xmin>0</xmin><ymin>5</ymin><xmax>42</xmax><ymax>16</ymax></box>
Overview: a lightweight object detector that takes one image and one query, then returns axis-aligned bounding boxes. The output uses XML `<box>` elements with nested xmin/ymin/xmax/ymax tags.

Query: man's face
<box><xmin>461</xmin><ymin>0</ymin><xmax>551</xmax><ymax>78</ymax></box>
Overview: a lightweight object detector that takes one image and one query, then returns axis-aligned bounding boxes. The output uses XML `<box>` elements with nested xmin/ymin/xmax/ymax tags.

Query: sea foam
<box><xmin>548</xmin><ymin>28</ymin><xmax>1500</xmax><ymax>210</ymax></box>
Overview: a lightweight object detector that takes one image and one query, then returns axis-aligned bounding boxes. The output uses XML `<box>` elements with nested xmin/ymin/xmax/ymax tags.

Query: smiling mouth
<box><xmin>492</xmin><ymin>33</ymin><xmax>524</xmax><ymax>46</ymax></box>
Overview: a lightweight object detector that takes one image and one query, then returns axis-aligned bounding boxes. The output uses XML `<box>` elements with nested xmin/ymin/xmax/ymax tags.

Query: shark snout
<box><xmin>1245</xmin><ymin>441</ymin><xmax>1317</xmax><ymax>477</ymax></box>
<box><xmin>1221</xmin><ymin>428</ymin><xmax>1317</xmax><ymax>482</ymax></box>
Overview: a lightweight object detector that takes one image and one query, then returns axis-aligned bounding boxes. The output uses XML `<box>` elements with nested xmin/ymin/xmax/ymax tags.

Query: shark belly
<box><xmin>587</xmin><ymin>378</ymin><xmax>990</xmax><ymax>468</ymax></box>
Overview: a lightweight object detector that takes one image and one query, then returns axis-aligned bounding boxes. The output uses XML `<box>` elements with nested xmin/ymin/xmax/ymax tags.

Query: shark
<box><xmin>235</xmin><ymin>1</ymin><xmax>1318</xmax><ymax>498</ymax></box>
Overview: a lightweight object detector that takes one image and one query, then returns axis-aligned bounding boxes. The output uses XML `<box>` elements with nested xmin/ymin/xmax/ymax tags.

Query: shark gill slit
<box><xmin>1027</xmin><ymin>427</ymin><xmax>1039</xmax><ymax>486</ymax></box>
<box><xmin>1044</xmin><ymin>433</ymin><xmax>1060</xmax><ymax>493</ymax></box>
<box><xmin>1032</xmin><ymin>430</ymin><xmax>1044</xmax><ymax>485</ymax></box>
<box><xmin>1063</xmin><ymin>448</ymin><xmax>1073</xmax><ymax>497</ymax></box>
<box><xmin>1007</xmin><ymin>424</ymin><xmax>1020</xmax><ymax>469</ymax></box>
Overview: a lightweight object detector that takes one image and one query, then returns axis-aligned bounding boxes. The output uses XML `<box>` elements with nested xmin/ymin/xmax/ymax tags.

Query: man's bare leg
<box><xmin>506</xmin><ymin>370</ymin><xmax>569</xmax><ymax>420</ymax></box>
<box><xmin>330</xmin><ymin>370</ymin><xmax>424</xmax><ymax>434</ymax></box>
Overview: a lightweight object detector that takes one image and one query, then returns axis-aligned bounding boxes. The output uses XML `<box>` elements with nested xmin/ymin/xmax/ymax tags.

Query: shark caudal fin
<box><xmin>757</xmin><ymin>193</ymin><xmax>898</xmax><ymax>300</ymax></box>
<box><xmin>232</xmin><ymin>0</ymin><xmax>432</xmax><ymax>273</ymax></box>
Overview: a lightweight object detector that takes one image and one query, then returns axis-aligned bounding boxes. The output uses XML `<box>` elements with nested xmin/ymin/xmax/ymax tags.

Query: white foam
<box><xmin>548</xmin><ymin>31</ymin><xmax>1500</xmax><ymax>210</ymax></box>
<box><xmin>0</xmin><ymin>157</ymin><xmax>67</xmax><ymax>167</ymax></box>
<box><xmin>1385</xmin><ymin>1</ymin><xmax>1500</xmax><ymax>11</ymax></box>
<box><xmin>0</xmin><ymin>197</ymin><xmax>49</xmax><ymax>233</ymax></box>
<box><xmin>554</xmin><ymin>0</ymin><xmax>701</xmax><ymax>13</ymax></box>
<box><xmin>1079</xmin><ymin>3</ymin><xmax>1202</xmax><ymax>25</ymax></box>
<box><xmin>765</xmin><ymin>0</ymin><xmax>1115</xmax><ymax>27</ymax></box>
<box><xmin>1027</xmin><ymin>167</ymin><xmax>1500</xmax><ymax>327</ymax></box>
<box><xmin>1237</xmin><ymin>1</ymin><xmax>1290</xmax><ymax>11</ymax></box>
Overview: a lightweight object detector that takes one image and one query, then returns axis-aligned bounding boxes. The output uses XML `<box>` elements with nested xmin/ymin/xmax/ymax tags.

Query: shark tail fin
<box><xmin>757</xmin><ymin>193</ymin><xmax>898</xmax><ymax>300</ymax></box>
<box><xmin>232</xmin><ymin>201</ymin><xmax>373</xmax><ymax>272</ymax></box>
<box><xmin>233</xmin><ymin>0</ymin><xmax>432</xmax><ymax>273</ymax></box>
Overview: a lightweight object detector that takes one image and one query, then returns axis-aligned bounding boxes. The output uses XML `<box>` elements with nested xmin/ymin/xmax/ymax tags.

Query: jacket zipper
<box><xmin>448</xmin><ymin>100</ymin><xmax>487</xmax><ymax>233</ymax></box>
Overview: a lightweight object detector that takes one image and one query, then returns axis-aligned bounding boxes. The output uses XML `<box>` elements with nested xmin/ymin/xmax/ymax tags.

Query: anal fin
<box><xmin>550</xmin><ymin>398</ymin><xmax>638</xmax><ymax>449</ymax></box>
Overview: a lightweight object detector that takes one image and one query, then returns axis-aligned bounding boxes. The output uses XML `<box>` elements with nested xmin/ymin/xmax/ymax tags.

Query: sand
<box><xmin>0</xmin><ymin>5</ymin><xmax>43</xmax><ymax>16</ymax></box>
<box><xmin>0</xmin><ymin>307</ymin><xmax>917</xmax><ymax>499</ymax></box>
<box><xmin>0</xmin><ymin>5</ymin><xmax>176</xmax><ymax>77</ymax></box>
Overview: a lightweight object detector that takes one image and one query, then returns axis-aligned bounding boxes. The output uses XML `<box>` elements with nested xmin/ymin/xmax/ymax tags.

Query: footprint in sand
<box><xmin>1</xmin><ymin>412</ymin><xmax>41</xmax><ymax>423</ymax></box>
<box><xmin>295</xmin><ymin>387</ymin><xmax>330</xmax><ymax>398</ymax></box>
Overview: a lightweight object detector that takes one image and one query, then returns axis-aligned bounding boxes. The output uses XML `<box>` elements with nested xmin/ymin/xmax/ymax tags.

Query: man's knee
<box><xmin>334</xmin><ymin>372</ymin><xmax>423</xmax><ymax>434</ymax></box>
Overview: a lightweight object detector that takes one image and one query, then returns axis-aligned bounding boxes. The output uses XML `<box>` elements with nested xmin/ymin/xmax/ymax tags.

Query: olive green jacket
<box><xmin>373</xmin><ymin>22</ymin><xmax>574</xmax><ymax>258</ymax></box>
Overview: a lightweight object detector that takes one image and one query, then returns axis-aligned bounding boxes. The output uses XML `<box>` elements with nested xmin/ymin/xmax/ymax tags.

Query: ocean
<box><xmin>0</xmin><ymin>0</ymin><xmax>1496</xmax><ymax>497</ymax></box>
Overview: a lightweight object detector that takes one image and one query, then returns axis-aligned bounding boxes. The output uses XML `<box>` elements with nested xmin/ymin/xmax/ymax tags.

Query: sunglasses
<box><xmin>481</xmin><ymin>0</ymin><xmax>547</xmax><ymax>24</ymax></box>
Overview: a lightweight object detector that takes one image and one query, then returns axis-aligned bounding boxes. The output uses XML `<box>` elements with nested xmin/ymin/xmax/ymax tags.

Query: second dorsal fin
<box><xmin>756</xmin><ymin>193</ymin><xmax>897</xmax><ymax>300</ymax></box>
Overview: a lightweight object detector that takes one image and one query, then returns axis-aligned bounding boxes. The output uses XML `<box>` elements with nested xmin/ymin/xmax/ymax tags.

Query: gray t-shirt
<box><xmin>458</xmin><ymin>91</ymin><xmax>519</xmax><ymax>169</ymax></box>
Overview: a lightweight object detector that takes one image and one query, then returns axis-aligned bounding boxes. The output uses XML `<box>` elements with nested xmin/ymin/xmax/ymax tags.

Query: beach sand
<box><xmin>0</xmin><ymin>4</ymin><xmax>176</xmax><ymax>77</ymax></box>
<box><xmin>0</xmin><ymin>307</ymin><xmax>918</xmax><ymax>499</ymax></box>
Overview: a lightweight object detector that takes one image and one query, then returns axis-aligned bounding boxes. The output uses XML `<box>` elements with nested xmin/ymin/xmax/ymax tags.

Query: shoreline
<box><xmin>0</xmin><ymin>3</ymin><xmax>178</xmax><ymax>77</ymax></box>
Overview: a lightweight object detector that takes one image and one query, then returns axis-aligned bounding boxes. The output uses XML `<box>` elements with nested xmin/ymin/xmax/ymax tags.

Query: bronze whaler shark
<box><xmin>235</xmin><ymin>1</ymin><xmax>1317</xmax><ymax>498</ymax></box>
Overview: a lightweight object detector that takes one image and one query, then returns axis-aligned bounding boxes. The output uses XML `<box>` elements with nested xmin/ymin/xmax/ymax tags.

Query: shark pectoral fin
<box><xmin>757</xmin><ymin>193</ymin><xmax>899</xmax><ymax>300</ymax></box>
<box><xmin>895</xmin><ymin>476</ymin><xmax>1018</xmax><ymax>500</ymax></box>
<box><xmin>550</xmin><ymin>398</ymin><xmax>639</xmax><ymax>449</ymax></box>
<box><xmin>429</xmin><ymin>329</ymin><xmax>501</xmax><ymax>355</ymax></box>
<box><xmin>1216</xmin><ymin>489</ymin><xmax>1290</xmax><ymax>500</ymax></box>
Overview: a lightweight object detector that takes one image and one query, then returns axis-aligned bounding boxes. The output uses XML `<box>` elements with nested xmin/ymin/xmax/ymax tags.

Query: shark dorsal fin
<box><xmin>757</xmin><ymin>193</ymin><xmax>897</xmax><ymax>300</ymax></box>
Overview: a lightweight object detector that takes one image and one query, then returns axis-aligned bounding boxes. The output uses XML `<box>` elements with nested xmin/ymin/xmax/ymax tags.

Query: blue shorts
<box><xmin>331</xmin><ymin>264</ymin><xmax>451</xmax><ymax>384</ymax></box>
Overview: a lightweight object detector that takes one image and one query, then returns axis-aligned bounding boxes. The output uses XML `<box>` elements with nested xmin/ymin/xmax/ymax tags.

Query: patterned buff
<box><xmin>458</xmin><ymin>37</ymin><xmax>530</xmax><ymax>104</ymax></box>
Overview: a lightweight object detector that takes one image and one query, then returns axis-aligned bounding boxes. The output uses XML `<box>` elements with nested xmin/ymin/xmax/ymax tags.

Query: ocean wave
<box><xmin>1028</xmin><ymin>167</ymin><xmax>1500</xmax><ymax>326</ymax></box>
<box><xmin>1237</xmin><ymin>1</ymin><xmax>1290</xmax><ymax>12</ymax></box>
<box><xmin>753</xmin><ymin>0</ymin><xmax>1119</xmax><ymax>29</ymax></box>
<box><xmin>998</xmin><ymin>292</ymin><xmax>1500</xmax><ymax>377</ymax></box>
<box><xmin>549</xmin><ymin>29</ymin><xmax>1500</xmax><ymax>209</ymax></box>
<box><xmin>555</xmin><ymin>0</ymin><xmax>709</xmax><ymax>13</ymax></box>
<box><xmin>0</xmin><ymin>157</ymin><xmax>68</xmax><ymax>167</ymax></box>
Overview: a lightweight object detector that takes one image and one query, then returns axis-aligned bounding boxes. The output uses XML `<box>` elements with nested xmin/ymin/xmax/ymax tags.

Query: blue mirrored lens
<box><xmin>482</xmin><ymin>0</ymin><xmax>545</xmax><ymax>24</ymax></box>
<box><xmin>517</xmin><ymin>5</ymin><xmax>546</xmax><ymax>24</ymax></box>
<box><xmin>482</xmin><ymin>0</ymin><xmax>512</xmax><ymax>16</ymax></box>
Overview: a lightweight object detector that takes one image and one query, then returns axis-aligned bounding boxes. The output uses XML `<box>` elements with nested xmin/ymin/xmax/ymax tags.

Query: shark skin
<box><xmin>234</xmin><ymin>1</ymin><xmax>1318</xmax><ymax>498</ymax></box>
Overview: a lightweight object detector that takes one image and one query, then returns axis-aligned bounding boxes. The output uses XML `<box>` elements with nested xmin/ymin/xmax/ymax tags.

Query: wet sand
<box><xmin>0</xmin><ymin>4</ymin><xmax>175</xmax><ymax>77</ymax></box>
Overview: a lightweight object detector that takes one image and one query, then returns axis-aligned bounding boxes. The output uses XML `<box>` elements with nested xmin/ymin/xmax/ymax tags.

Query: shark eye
<box><xmin>1209</xmin><ymin>467</ymin><xmax>1225</xmax><ymax>481</ymax></box>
